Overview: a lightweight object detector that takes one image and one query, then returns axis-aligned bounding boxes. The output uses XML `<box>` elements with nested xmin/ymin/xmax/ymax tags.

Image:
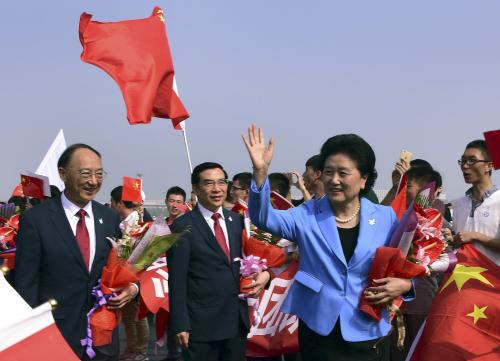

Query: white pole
<box><xmin>181</xmin><ymin>125</ymin><xmax>193</xmax><ymax>174</ymax></box>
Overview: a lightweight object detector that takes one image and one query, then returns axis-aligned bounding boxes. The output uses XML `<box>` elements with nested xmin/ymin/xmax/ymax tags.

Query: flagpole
<box><xmin>181</xmin><ymin>124</ymin><xmax>193</xmax><ymax>174</ymax></box>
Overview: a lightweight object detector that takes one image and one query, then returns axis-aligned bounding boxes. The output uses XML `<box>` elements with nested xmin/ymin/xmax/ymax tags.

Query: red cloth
<box><xmin>90</xmin><ymin>249</ymin><xmax>138</xmax><ymax>346</ymax></box>
<box><xmin>483</xmin><ymin>129</ymin><xmax>500</xmax><ymax>170</ymax></box>
<box><xmin>211</xmin><ymin>213</ymin><xmax>230</xmax><ymax>261</ymax></box>
<box><xmin>359</xmin><ymin>247</ymin><xmax>427</xmax><ymax>321</ymax></box>
<box><xmin>75</xmin><ymin>209</ymin><xmax>90</xmax><ymax>270</ymax></box>
<box><xmin>242</xmin><ymin>231</ymin><xmax>286</xmax><ymax>268</ymax></box>
<box><xmin>391</xmin><ymin>174</ymin><xmax>407</xmax><ymax>220</ymax></box>
<box><xmin>79</xmin><ymin>7</ymin><xmax>189</xmax><ymax>128</ymax></box>
<box><xmin>11</xmin><ymin>183</ymin><xmax>24</xmax><ymax>197</ymax></box>
<box><xmin>0</xmin><ymin>323</ymin><xmax>79</xmax><ymax>361</ymax></box>
<box><xmin>122</xmin><ymin>176</ymin><xmax>142</xmax><ymax>203</ymax></box>
<box><xmin>409</xmin><ymin>244</ymin><xmax>500</xmax><ymax>361</ymax></box>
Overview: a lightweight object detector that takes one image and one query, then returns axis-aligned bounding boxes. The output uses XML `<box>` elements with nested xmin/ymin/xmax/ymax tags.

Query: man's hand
<box><xmin>176</xmin><ymin>331</ymin><xmax>189</xmax><ymax>350</ymax></box>
<box><xmin>242</xmin><ymin>271</ymin><xmax>271</xmax><ymax>297</ymax></box>
<box><xmin>107</xmin><ymin>283</ymin><xmax>138</xmax><ymax>309</ymax></box>
<box><xmin>364</xmin><ymin>277</ymin><xmax>412</xmax><ymax>306</ymax></box>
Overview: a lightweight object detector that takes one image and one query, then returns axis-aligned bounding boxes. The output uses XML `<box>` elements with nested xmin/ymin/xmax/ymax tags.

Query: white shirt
<box><xmin>61</xmin><ymin>192</ymin><xmax>96</xmax><ymax>271</ymax></box>
<box><xmin>452</xmin><ymin>190</ymin><xmax>500</xmax><ymax>265</ymax></box>
<box><xmin>198</xmin><ymin>203</ymin><xmax>230</xmax><ymax>251</ymax></box>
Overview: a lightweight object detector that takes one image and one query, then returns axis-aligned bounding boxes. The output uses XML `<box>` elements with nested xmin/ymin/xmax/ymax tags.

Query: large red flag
<box><xmin>409</xmin><ymin>244</ymin><xmax>499</xmax><ymax>361</ymax></box>
<box><xmin>79</xmin><ymin>7</ymin><xmax>189</xmax><ymax>128</ymax></box>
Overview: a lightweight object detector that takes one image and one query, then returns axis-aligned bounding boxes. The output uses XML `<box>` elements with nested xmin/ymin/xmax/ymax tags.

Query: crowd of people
<box><xmin>1</xmin><ymin>125</ymin><xmax>498</xmax><ymax>361</ymax></box>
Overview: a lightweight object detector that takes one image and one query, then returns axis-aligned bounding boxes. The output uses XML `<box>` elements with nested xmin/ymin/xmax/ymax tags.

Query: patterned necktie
<box><xmin>76</xmin><ymin>209</ymin><xmax>90</xmax><ymax>270</ymax></box>
<box><xmin>211</xmin><ymin>213</ymin><xmax>230</xmax><ymax>262</ymax></box>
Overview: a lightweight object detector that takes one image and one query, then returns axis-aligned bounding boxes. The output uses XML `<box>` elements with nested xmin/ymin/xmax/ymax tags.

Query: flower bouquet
<box><xmin>359</xmin><ymin>183</ymin><xmax>451</xmax><ymax>348</ymax></box>
<box><xmin>0</xmin><ymin>204</ymin><xmax>20</xmax><ymax>269</ymax></box>
<box><xmin>82</xmin><ymin>213</ymin><xmax>184</xmax><ymax>358</ymax></box>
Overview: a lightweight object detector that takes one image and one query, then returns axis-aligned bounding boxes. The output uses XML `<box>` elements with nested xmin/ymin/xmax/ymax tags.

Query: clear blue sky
<box><xmin>1</xmin><ymin>1</ymin><xmax>499</xmax><ymax>202</ymax></box>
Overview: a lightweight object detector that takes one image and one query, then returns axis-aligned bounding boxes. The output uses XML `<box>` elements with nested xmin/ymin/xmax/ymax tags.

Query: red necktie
<box><xmin>211</xmin><ymin>213</ymin><xmax>230</xmax><ymax>262</ymax></box>
<box><xmin>76</xmin><ymin>209</ymin><xmax>90</xmax><ymax>270</ymax></box>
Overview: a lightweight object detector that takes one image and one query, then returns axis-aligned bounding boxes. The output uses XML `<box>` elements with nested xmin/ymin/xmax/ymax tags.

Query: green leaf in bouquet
<box><xmin>133</xmin><ymin>231</ymin><xmax>187</xmax><ymax>271</ymax></box>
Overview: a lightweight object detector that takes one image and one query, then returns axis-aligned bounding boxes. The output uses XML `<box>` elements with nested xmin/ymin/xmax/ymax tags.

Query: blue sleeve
<box><xmin>249</xmin><ymin>178</ymin><xmax>298</xmax><ymax>242</ymax></box>
<box><xmin>402</xmin><ymin>279</ymin><xmax>416</xmax><ymax>301</ymax></box>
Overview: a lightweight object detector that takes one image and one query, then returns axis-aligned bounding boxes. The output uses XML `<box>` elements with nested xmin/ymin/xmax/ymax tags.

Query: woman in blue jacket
<box><xmin>243</xmin><ymin>125</ymin><xmax>413</xmax><ymax>361</ymax></box>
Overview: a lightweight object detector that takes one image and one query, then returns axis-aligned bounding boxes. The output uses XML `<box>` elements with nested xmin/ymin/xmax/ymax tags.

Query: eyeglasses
<box><xmin>231</xmin><ymin>185</ymin><xmax>247</xmax><ymax>191</ymax></box>
<box><xmin>199</xmin><ymin>179</ymin><xmax>229</xmax><ymax>188</ymax></box>
<box><xmin>77</xmin><ymin>169</ymin><xmax>107</xmax><ymax>180</ymax></box>
<box><xmin>457</xmin><ymin>158</ymin><xmax>490</xmax><ymax>166</ymax></box>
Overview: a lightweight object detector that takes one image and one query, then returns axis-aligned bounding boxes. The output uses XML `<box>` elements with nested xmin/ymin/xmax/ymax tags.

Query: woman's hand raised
<box><xmin>242</xmin><ymin>124</ymin><xmax>275</xmax><ymax>188</ymax></box>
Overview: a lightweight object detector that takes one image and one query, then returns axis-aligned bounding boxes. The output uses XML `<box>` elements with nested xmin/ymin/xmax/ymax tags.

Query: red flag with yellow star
<box><xmin>409</xmin><ymin>244</ymin><xmax>499</xmax><ymax>361</ymax></box>
<box><xmin>79</xmin><ymin>7</ymin><xmax>189</xmax><ymax>128</ymax></box>
<box><xmin>122</xmin><ymin>176</ymin><xmax>142</xmax><ymax>203</ymax></box>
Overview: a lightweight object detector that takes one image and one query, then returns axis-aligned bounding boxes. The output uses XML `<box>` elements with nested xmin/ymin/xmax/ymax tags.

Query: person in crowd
<box><xmin>244</xmin><ymin>125</ymin><xmax>414</xmax><ymax>361</ymax></box>
<box><xmin>301</xmin><ymin>154</ymin><xmax>325</xmax><ymax>201</ymax></box>
<box><xmin>390</xmin><ymin>166</ymin><xmax>444</xmax><ymax>361</ymax></box>
<box><xmin>14</xmin><ymin>143</ymin><xmax>138</xmax><ymax>360</ymax></box>
<box><xmin>268</xmin><ymin>173</ymin><xmax>292</xmax><ymax>200</ymax></box>
<box><xmin>231</xmin><ymin>172</ymin><xmax>252</xmax><ymax>205</ymax></box>
<box><xmin>165</xmin><ymin>186</ymin><xmax>188</xmax><ymax>226</ymax></box>
<box><xmin>409</xmin><ymin>139</ymin><xmax>499</xmax><ymax>360</ymax></box>
<box><xmin>110</xmin><ymin>186</ymin><xmax>150</xmax><ymax>361</ymax></box>
<box><xmin>381</xmin><ymin>158</ymin><xmax>432</xmax><ymax>206</ymax></box>
<box><xmin>167</xmin><ymin>162</ymin><xmax>271</xmax><ymax>361</ymax></box>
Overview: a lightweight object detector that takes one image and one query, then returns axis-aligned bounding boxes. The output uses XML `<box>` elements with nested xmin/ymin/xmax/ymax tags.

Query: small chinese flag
<box><xmin>270</xmin><ymin>191</ymin><xmax>294</xmax><ymax>210</ymax></box>
<box><xmin>483</xmin><ymin>130</ymin><xmax>500</xmax><ymax>170</ymax></box>
<box><xmin>122</xmin><ymin>177</ymin><xmax>142</xmax><ymax>203</ymax></box>
<box><xmin>231</xmin><ymin>199</ymin><xmax>248</xmax><ymax>215</ymax></box>
<box><xmin>21</xmin><ymin>173</ymin><xmax>49</xmax><ymax>199</ymax></box>
<box><xmin>79</xmin><ymin>7</ymin><xmax>189</xmax><ymax>128</ymax></box>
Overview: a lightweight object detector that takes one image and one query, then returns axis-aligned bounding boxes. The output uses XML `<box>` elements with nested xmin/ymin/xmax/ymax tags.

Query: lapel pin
<box><xmin>99</xmin><ymin>218</ymin><xmax>103</xmax><ymax>224</ymax></box>
<box><xmin>369</xmin><ymin>219</ymin><xmax>376</xmax><ymax>226</ymax></box>
<box><xmin>228</xmin><ymin>216</ymin><xmax>232</xmax><ymax>222</ymax></box>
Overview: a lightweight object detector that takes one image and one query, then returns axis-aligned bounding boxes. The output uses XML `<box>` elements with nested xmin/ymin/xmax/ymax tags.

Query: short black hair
<box><xmin>232</xmin><ymin>172</ymin><xmax>252</xmax><ymax>190</ymax></box>
<box><xmin>191</xmin><ymin>162</ymin><xmax>228</xmax><ymax>185</ymax></box>
<box><xmin>268</xmin><ymin>173</ymin><xmax>291</xmax><ymax>198</ymax></box>
<box><xmin>410</xmin><ymin>159</ymin><xmax>433</xmax><ymax>169</ymax></box>
<box><xmin>7</xmin><ymin>196</ymin><xmax>28</xmax><ymax>212</ymax></box>
<box><xmin>110</xmin><ymin>186</ymin><xmax>136</xmax><ymax>209</ymax></box>
<box><xmin>50</xmin><ymin>185</ymin><xmax>61</xmax><ymax>198</ymax></box>
<box><xmin>166</xmin><ymin>186</ymin><xmax>186</xmax><ymax>201</ymax></box>
<box><xmin>57</xmin><ymin>143</ymin><xmax>101</xmax><ymax>169</ymax></box>
<box><xmin>406</xmin><ymin>167</ymin><xmax>442</xmax><ymax>189</ymax></box>
<box><xmin>319</xmin><ymin>134</ymin><xmax>377</xmax><ymax>196</ymax></box>
<box><xmin>305</xmin><ymin>154</ymin><xmax>321</xmax><ymax>172</ymax></box>
<box><xmin>466</xmin><ymin>140</ymin><xmax>490</xmax><ymax>160</ymax></box>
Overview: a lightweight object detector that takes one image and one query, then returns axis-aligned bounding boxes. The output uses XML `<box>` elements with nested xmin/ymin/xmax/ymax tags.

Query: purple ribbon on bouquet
<box><xmin>80</xmin><ymin>279</ymin><xmax>117</xmax><ymax>359</ymax></box>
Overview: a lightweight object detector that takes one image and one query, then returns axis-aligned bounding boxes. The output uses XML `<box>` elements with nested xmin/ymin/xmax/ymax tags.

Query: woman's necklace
<box><xmin>335</xmin><ymin>204</ymin><xmax>361</xmax><ymax>224</ymax></box>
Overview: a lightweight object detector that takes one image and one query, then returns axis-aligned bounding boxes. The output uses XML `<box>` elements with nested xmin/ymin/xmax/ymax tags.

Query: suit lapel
<box><xmin>223</xmin><ymin>209</ymin><xmax>242</xmax><ymax>280</ymax></box>
<box><xmin>91</xmin><ymin>202</ymin><xmax>108</xmax><ymax>278</ymax></box>
<box><xmin>315</xmin><ymin>197</ymin><xmax>347</xmax><ymax>267</ymax></box>
<box><xmin>48</xmin><ymin>199</ymin><xmax>88</xmax><ymax>273</ymax></box>
<box><xmin>191</xmin><ymin>207</ymin><xmax>231</xmax><ymax>264</ymax></box>
<box><xmin>348</xmin><ymin>197</ymin><xmax>378</xmax><ymax>268</ymax></box>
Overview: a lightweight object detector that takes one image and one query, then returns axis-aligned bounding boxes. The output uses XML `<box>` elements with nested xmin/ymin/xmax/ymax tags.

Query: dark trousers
<box><xmin>390</xmin><ymin>314</ymin><xmax>426</xmax><ymax>361</ymax></box>
<box><xmin>183</xmin><ymin>333</ymin><xmax>247</xmax><ymax>361</ymax></box>
<box><xmin>81</xmin><ymin>328</ymin><xmax>119</xmax><ymax>361</ymax></box>
<box><xmin>298</xmin><ymin>320</ymin><xmax>389</xmax><ymax>361</ymax></box>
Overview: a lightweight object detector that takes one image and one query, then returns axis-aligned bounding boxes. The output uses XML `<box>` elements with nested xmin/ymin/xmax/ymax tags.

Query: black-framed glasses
<box><xmin>231</xmin><ymin>185</ymin><xmax>247</xmax><ymax>191</ymax></box>
<box><xmin>77</xmin><ymin>169</ymin><xmax>107</xmax><ymax>180</ymax></box>
<box><xmin>199</xmin><ymin>178</ymin><xmax>229</xmax><ymax>188</ymax></box>
<box><xmin>457</xmin><ymin>158</ymin><xmax>490</xmax><ymax>166</ymax></box>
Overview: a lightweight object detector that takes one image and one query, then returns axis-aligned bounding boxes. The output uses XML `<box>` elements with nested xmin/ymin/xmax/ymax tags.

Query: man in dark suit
<box><xmin>14</xmin><ymin>143</ymin><xmax>138</xmax><ymax>360</ymax></box>
<box><xmin>168</xmin><ymin>162</ymin><xmax>270</xmax><ymax>361</ymax></box>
